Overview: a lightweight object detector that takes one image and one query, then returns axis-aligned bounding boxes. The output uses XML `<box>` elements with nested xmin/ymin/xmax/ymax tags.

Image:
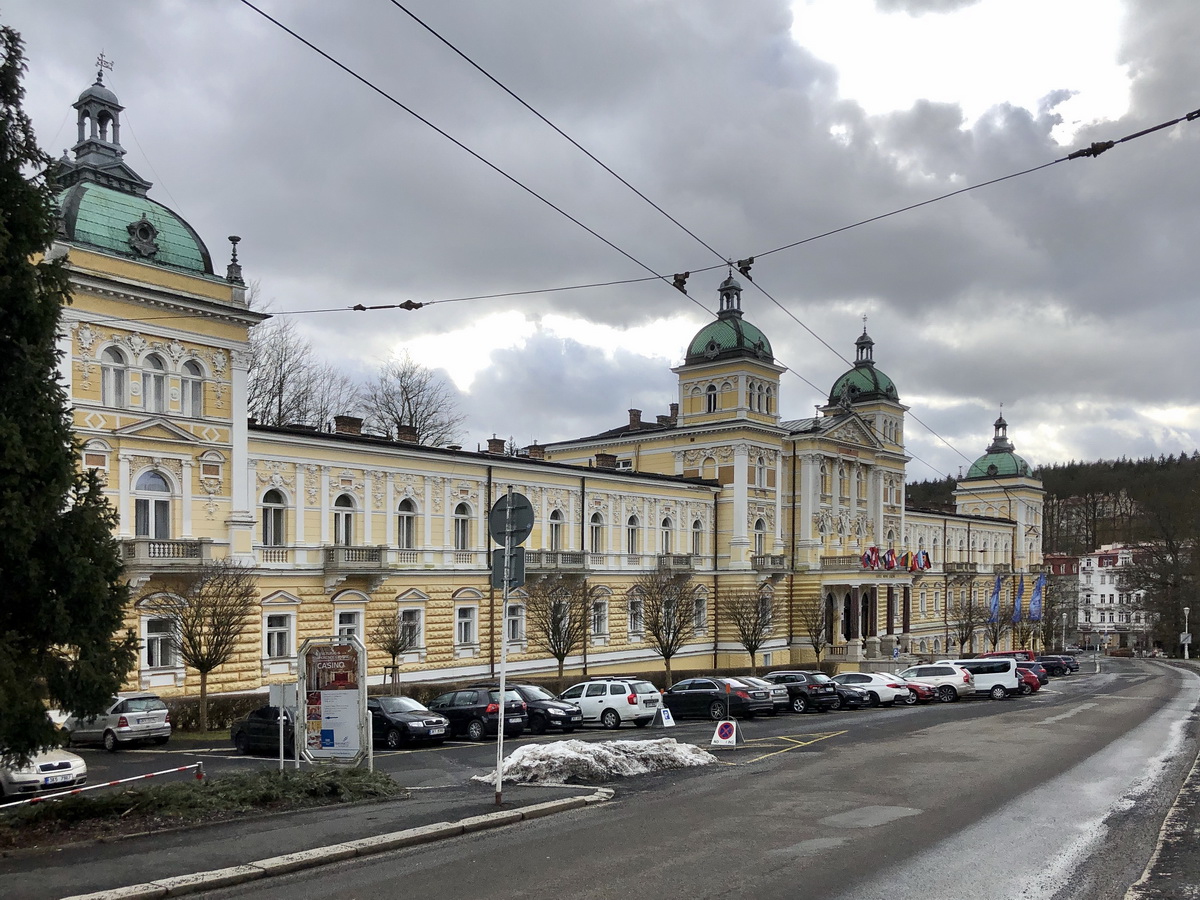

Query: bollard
<box><xmin>196</xmin><ymin>761</ymin><xmax>205</xmax><ymax>781</ymax></box>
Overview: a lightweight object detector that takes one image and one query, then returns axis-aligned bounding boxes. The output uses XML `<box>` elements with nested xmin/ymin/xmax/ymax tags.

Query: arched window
<box><xmin>754</xmin><ymin>518</ymin><xmax>767</xmax><ymax>556</ymax></box>
<box><xmin>626</xmin><ymin>515</ymin><xmax>640</xmax><ymax>555</ymax></box>
<box><xmin>757</xmin><ymin>383</ymin><xmax>766</xmax><ymax>412</ymax></box>
<box><xmin>702</xmin><ymin>456</ymin><xmax>717</xmax><ymax>479</ymax></box>
<box><xmin>756</xmin><ymin>456</ymin><xmax>768</xmax><ymax>487</ymax></box>
<box><xmin>262</xmin><ymin>489</ymin><xmax>286</xmax><ymax>546</ymax></box>
<box><xmin>855</xmin><ymin>468</ymin><xmax>865</xmax><ymax>498</ymax></box>
<box><xmin>691</xmin><ymin>519</ymin><xmax>704</xmax><ymax>557</ymax></box>
<box><xmin>143</xmin><ymin>353</ymin><xmax>167</xmax><ymax>413</ymax></box>
<box><xmin>333</xmin><ymin>494</ymin><xmax>355</xmax><ymax>546</ymax></box>
<box><xmin>820</xmin><ymin>462</ymin><xmax>830</xmax><ymax>495</ymax></box>
<box><xmin>397</xmin><ymin>498</ymin><xmax>416</xmax><ymax>550</ymax></box>
<box><xmin>134</xmin><ymin>470</ymin><xmax>171</xmax><ymax>539</ymax></box>
<box><xmin>838</xmin><ymin>465</ymin><xmax>849</xmax><ymax>497</ymax></box>
<box><xmin>101</xmin><ymin>347</ymin><xmax>128</xmax><ymax>408</ymax></box>
<box><xmin>705</xmin><ymin>384</ymin><xmax>718</xmax><ymax>413</ymax></box>
<box><xmin>549</xmin><ymin>509</ymin><xmax>565</xmax><ymax>551</ymax></box>
<box><xmin>589</xmin><ymin>512</ymin><xmax>604</xmax><ymax>552</ymax></box>
<box><xmin>660</xmin><ymin>517</ymin><xmax>673</xmax><ymax>553</ymax></box>
<box><xmin>181</xmin><ymin>360</ymin><xmax>204</xmax><ymax>418</ymax></box>
<box><xmin>765</xmin><ymin>386</ymin><xmax>774</xmax><ymax>414</ymax></box>
<box><xmin>453</xmin><ymin>502</ymin><xmax>472</xmax><ymax>551</ymax></box>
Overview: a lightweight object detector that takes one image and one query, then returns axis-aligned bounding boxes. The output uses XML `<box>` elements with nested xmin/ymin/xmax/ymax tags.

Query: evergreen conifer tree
<box><xmin>0</xmin><ymin>27</ymin><xmax>137</xmax><ymax>759</ymax></box>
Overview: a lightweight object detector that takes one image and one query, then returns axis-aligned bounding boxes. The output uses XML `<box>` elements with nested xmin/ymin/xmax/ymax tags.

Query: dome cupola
<box><xmin>827</xmin><ymin>325</ymin><xmax>899</xmax><ymax>406</ymax></box>
<box><xmin>684</xmin><ymin>274</ymin><xmax>773</xmax><ymax>364</ymax></box>
<box><xmin>964</xmin><ymin>413</ymin><xmax>1033</xmax><ymax>479</ymax></box>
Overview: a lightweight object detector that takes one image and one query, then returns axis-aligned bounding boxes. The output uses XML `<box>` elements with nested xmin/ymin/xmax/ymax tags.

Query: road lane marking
<box><xmin>1034</xmin><ymin>702</ymin><xmax>1097</xmax><ymax>725</ymax></box>
<box><xmin>722</xmin><ymin>731</ymin><xmax>847</xmax><ymax>764</ymax></box>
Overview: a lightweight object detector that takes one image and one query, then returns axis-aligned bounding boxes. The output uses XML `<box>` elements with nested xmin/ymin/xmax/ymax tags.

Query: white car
<box><xmin>65</xmin><ymin>693</ymin><xmax>171</xmax><ymax>751</ymax></box>
<box><xmin>941</xmin><ymin>658</ymin><xmax>1021</xmax><ymax>700</ymax></box>
<box><xmin>0</xmin><ymin>749</ymin><xmax>88</xmax><ymax>800</ymax></box>
<box><xmin>897</xmin><ymin>663</ymin><xmax>975</xmax><ymax>702</ymax></box>
<box><xmin>559</xmin><ymin>678</ymin><xmax>661</xmax><ymax>729</ymax></box>
<box><xmin>831</xmin><ymin>672</ymin><xmax>909</xmax><ymax>707</ymax></box>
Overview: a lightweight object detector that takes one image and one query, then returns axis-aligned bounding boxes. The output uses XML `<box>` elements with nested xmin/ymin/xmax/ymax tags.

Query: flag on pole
<box><xmin>1029</xmin><ymin>574</ymin><xmax>1046</xmax><ymax>621</ymax></box>
<box><xmin>988</xmin><ymin>575</ymin><xmax>1002</xmax><ymax>623</ymax></box>
<box><xmin>1012</xmin><ymin>576</ymin><xmax>1025</xmax><ymax>623</ymax></box>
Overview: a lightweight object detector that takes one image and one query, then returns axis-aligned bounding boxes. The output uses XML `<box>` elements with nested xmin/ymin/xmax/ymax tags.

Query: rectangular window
<box><xmin>629</xmin><ymin>598</ymin><xmax>644</xmax><ymax>637</ymax></box>
<box><xmin>145</xmin><ymin>618</ymin><xmax>176</xmax><ymax>668</ymax></box>
<box><xmin>506</xmin><ymin>604</ymin><xmax>525</xmax><ymax>642</ymax></box>
<box><xmin>456</xmin><ymin>607</ymin><xmax>477</xmax><ymax>646</ymax></box>
<box><xmin>263</xmin><ymin>506</ymin><xmax>285</xmax><ymax>546</ymax></box>
<box><xmin>400</xmin><ymin>609</ymin><xmax>422</xmax><ymax>649</ymax></box>
<box><xmin>336</xmin><ymin>610</ymin><xmax>361</xmax><ymax>640</ymax></box>
<box><xmin>591</xmin><ymin>601</ymin><xmax>608</xmax><ymax>637</ymax></box>
<box><xmin>693</xmin><ymin>597</ymin><xmax>706</xmax><ymax>633</ymax></box>
<box><xmin>181</xmin><ymin>378</ymin><xmax>203</xmax><ymax>418</ymax></box>
<box><xmin>135</xmin><ymin>497</ymin><xmax>171</xmax><ymax>539</ymax></box>
<box><xmin>266</xmin><ymin>613</ymin><xmax>293</xmax><ymax>658</ymax></box>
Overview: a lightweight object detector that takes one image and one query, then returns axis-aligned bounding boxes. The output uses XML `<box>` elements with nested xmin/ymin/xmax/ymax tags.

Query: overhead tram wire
<box><xmin>236</xmin><ymin>0</ymin><xmax>715</xmax><ymax>322</ymax></box>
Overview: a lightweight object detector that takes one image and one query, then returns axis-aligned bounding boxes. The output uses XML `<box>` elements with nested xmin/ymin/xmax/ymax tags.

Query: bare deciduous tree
<box><xmin>368</xmin><ymin>609</ymin><xmax>420</xmax><ymax>691</ymax></box>
<box><xmin>951</xmin><ymin>589</ymin><xmax>989</xmax><ymax>656</ymax></box>
<box><xmin>525</xmin><ymin>576</ymin><xmax>589</xmax><ymax>677</ymax></box>
<box><xmin>797</xmin><ymin>598</ymin><xmax>829</xmax><ymax>663</ymax></box>
<box><xmin>982</xmin><ymin>600</ymin><xmax>1014</xmax><ymax>652</ymax></box>
<box><xmin>361</xmin><ymin>351</ymin><xmax>465</xmax><ymax>446</ymax></box>
<box><xmin>724</xmin><ymin>589</ymin><xmax>774</xmax><ymax>674</ymax></box>
<box><xmin>139</xmin><ymin>559</ymin><xmax>258</xmax><ymax>732</ymax></box>
<box><xmin>247</xmin><ymin>311</ymin><xmax>361</xmax><ymax>428</ymax></box>
<box><xmin>637</xmin><ymin>570</ymin><xmax>693</xmax><ymax>686</ymax></box>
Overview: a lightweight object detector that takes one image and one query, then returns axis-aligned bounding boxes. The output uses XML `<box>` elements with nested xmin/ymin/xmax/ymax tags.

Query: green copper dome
<box><xmin>964</xmin><ymin>415</ymin><xmax>1033</xmax><ymax>479</ymax></box>
<box><xmin>827</xmin><ymin>329</ymin><xmax>899</xmax><ymax>405</ymax></box>
<box><xmin>684</xmin><ymin>275</ymin><xmax>773</xmax><ymax>364</ymax></box>
<box><xmin>57</xmin><ymin>182</ymin><xmax>213</xmax><ymax>274</ymax></box>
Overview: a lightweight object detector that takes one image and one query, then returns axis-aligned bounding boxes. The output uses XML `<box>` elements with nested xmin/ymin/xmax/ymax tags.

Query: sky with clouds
<box><xmin>8</xmin><ymin>0</ymin><xmax>1199</xmax><ymax>480</ymax></box>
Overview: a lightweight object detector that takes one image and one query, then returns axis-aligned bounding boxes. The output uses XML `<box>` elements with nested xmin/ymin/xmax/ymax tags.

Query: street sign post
<box><xmin>488</xmin><ymin>493</ymin><xmax>533</xmax><ymax>546</ymax></box>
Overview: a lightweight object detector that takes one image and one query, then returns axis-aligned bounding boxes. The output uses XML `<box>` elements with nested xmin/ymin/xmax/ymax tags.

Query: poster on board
<box><xmin>298</xmin><ymin>637</ymin><xmax>366</xmax><ymax>763</ymax></box>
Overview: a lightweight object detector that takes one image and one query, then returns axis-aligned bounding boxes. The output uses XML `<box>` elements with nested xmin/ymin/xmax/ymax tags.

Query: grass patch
<box><xmin>0</xmin><ymin>768</ymin><xmax>405</xmax><ymax>850</ymax></box>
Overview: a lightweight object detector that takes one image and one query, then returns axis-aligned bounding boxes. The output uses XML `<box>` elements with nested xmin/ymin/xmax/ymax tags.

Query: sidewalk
<box><xmin>2</xmin><ymin>781</ymin><xmax>608</xmax><ymax>900</ymax></box>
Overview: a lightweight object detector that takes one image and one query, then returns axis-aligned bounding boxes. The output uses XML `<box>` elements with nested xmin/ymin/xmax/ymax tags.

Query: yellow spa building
<box><xmin>50</xmin><ymin>73</ymin><xmax>1043</xmax><ymax>697</ymax></box>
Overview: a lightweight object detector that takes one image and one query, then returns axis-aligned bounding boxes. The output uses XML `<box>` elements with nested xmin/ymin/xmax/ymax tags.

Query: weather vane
<box><xmin>96</xmin><ymin>52</ymin><xmax>114</xmax><ymax>83</ymax></box>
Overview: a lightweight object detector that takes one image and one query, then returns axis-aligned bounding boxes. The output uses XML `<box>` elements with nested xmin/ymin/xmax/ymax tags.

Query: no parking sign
<box><xmin>710</xmin><ymin>719</ymin><xmax>744</xmax><ymax>748</ymax></box>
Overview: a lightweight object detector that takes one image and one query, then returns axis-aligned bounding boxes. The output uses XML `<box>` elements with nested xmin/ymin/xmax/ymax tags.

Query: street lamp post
<box><xmin>1061</xmin><ymin>612</ymin><xmax>1066</xmax><ymax>653</ymax></box>
<box><xmin>1185</xmin><ymin>606</ymin><xmax>1191</xmax><ymax>661</ymax></box>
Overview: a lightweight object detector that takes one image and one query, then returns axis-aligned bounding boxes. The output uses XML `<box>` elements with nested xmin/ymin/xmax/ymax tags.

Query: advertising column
<box><xmin>297</xmin><ymin>636</ymin><xmax>367</xmax><ymax>764</ymax></box>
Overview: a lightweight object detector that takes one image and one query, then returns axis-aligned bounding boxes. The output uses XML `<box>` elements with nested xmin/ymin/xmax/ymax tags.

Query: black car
<box><xmin>829</xmin><ymin>682</ymin><xmax>872</xmax><ymax>710</ymax></box>
<box><xmin>1020</xmin><ymin>661</ymin><xmax>1051</xmax><ymax>684</ymax></box>
<box><xmin>231</xmin><ymin>705</ymin><xmax>295</xmax><ymax>755</ymax></box>
<box><xmin>1035</xmin><ymin>656</ymin><xmax>1071</xmax><ymax>676</ymax></box>
<box><xmin>427</xmin><ymin>687</ymin><xmax>526</xmax><ymax>741</ymax></box>
<box><xmin>760</xmin><ymin>671</ymin><xmax>840</xmax><ymax>713</ymax></box>
<box><xmin>471</xmin><ymin>683</ymin><xmax>582</xmax><ymax>735</ymax></box>
<box><xmin>662</xmin><ymin>677</ymin><xmax>774</xmax><ymax>721</ymax></box>
<box><xmin>368</xmin><ymin>696</ymin><xmax>450</xmax><ymax>749</ymax></box>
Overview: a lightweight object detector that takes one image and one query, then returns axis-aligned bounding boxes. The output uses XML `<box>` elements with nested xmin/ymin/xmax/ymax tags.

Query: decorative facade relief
<box><xmin>208</xmin><ymin>349</ymin><xmax>229</xmax><ymax>379</ymax></box>
<box><xmin>748</xmin><ymin>504</ymin><xmax>775</xmax><ymax>529</ymax></box>
<box><xmin>395</xmin><ymin>472</ymin><xmax>420</xmax><ymax>500</ymax></box>
<box><xmin>370</xmin><ymin>471</ymin><xmax>387</xmax><ymax>510</ymax></box>
<box><xmin>131</xmin><ymin>454</ymin><xmax>182</xmax><ymax>483</ymax></box>
<box><xmin>75</xmin><ymin>322</ymin><xmax>99</xmax><ymax>355</ymax></box>
<box><xmin>303</xmin><ymin>465</ymin><xmax>321</xmax><ymax>506</ymax></box>
<box><xmin>429</xmin><ymin>477</ymin><xmax>445</xmax><ymax>513</ymax></box>
<box><xmin>330</xmin><ymin>470</ymin><xmax>364</xmax><ymax>500</ymax></box>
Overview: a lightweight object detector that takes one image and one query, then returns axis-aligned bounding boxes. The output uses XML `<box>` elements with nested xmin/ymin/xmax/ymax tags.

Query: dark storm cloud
<box><xmin>8</xmin><ymin>0</ymin><xmax>1199</xmax><ymax>476</ymax></box>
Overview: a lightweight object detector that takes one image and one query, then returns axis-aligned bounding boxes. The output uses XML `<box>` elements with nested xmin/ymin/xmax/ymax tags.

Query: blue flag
<box><xmin>1012</xmin><ymin>576</ymin><xmax>1025</xmax><ymax>623</ymax></box>
<box><xmin>1029</xmin><ymin>574</ymin><xmax>1046</xmax><ymax>621</ymax></box>
<box><xmin>989</xmin><ymin>575</ymin><xmax>1002</xmax><ymax>623</ymax></box>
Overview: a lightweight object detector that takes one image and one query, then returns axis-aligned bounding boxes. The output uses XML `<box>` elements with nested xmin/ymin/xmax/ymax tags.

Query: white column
<box><xmin>57</xmin><ymin>330</ymin><xmax>74</xmax><ymax>403</ymax></box>
<box><xmin>798</xmin><ymin>452</ymin><xmax>815</xmax><ymax>543</ymax></box>
<box><xmin>181</xmin><ymin>459</ymin><xmax>194</xmax><ymax>537</ymax></box>
<box><xmin>385</xmin><ymin>476</ymin><xmax>395</xmax><ymax>546</ymax></box>
<box><xmin>731</xmin><ymin>443</ymin><xmax>750</xmax><ymax>565</ymax></box>
<box><xmin>363</xmin><ymin>471</ymin><xmax>374</xmax><ymax>545</ymax></box>
<box><xmin>118</xmin><ymin>453</ymin><xmax>132</xmax><ymax>538</ymax></box>
<box><xmin>319</xmin><ymin>467</ymin><xmax>330</xmax><ymax>544</ymax></box>
<box><xmin>294</xmin><ymin>466</ymin><xmax>306</xmax><ymax>549</ymax></box>
<box><xmin>773</xmin><ymin>452</ymin><xmax>784</xmax><ymax>552</ymax></box>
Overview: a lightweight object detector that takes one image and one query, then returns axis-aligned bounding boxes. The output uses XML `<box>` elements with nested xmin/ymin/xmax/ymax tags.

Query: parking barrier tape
<box><xmin>0</xmin><ymin>763</ymin><xmax>205</xmax><ymax>809</ymax></box>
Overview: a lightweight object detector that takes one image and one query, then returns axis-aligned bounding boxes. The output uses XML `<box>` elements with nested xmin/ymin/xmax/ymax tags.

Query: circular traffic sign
<box><xmin>489</xmin><ymin>492</ymin><xmax>534</xmax><ymax>546</ymax></box>
<box><xmin>716</xmin><ymin>721</ymin><xmax>735</xmax><ymax>740</ymax></box>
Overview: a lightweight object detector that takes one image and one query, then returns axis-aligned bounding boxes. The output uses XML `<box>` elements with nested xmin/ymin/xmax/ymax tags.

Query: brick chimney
<box><xmin>487</xmin><ymin>437</ymin><xmax>507</xmax><ymax>455</ymax></box>
<box><xmin>628</xmin><ymin>408</ymin><xmax>642</xmax><ymax>430</ymax></box>
<box><xmin>524</xmin><ymin>443</ymin><xmax>545</xmax><ymax>460</ymax></box>
<box><xmin>669</xmin><ymin>402</ymin><xmax>679</xmax><ymax>421</ymax></box>
<box><xmin>595</xmin><ymin>452</ymin><xmax>618</xmax><ymax>469</ymax></box>
<box><xmin>333</xmin><ymin>416</ymin><xmax>363</xmax><ymax>435</ymax></box>
<box><xmin>394</xmin><ymin>424</ymin><xmax>419</xmax><ymax>443</ymax></box>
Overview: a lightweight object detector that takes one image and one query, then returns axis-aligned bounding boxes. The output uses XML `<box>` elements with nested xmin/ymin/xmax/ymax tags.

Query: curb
<box><xmin>62</xmin><ymin>787</ymin><xmax>613</xmax><ymax>899</ymax></box>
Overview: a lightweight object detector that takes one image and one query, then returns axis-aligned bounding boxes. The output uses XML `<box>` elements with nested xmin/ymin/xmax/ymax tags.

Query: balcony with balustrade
<box><xmin>323</xmin><ymin>545</ymin><xmax>389</xmax><ymax>592</ymax></box>
<box><xmin>525</xmin><ymin>550</ymin><xmax>587</xmax><ymax>573</ymax></box>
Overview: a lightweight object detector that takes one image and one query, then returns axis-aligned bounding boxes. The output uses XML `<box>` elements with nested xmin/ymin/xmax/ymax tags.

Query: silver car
<box><xmin>0</xmin><ymin>749</ymin><xmax>88</xmax><ymax>799</ymax></box>
<box><xmin>66</xmin><ymin>693</ymin><xmax>172</xmax><ymax>751</ymax></box>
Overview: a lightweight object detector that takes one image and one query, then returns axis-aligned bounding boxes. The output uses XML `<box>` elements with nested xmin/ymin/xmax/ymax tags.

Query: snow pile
<box><xmin>473</xmin><ymin>738</ymin><xmax>717</xmax><ymax>784</ymax></box>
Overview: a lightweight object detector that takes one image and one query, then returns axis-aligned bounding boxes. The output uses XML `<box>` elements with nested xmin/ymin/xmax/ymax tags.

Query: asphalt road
<box><xmin>174</xmin><ymin>657</ymin><xmax>1199</xmax><ymax>900</ymax></box>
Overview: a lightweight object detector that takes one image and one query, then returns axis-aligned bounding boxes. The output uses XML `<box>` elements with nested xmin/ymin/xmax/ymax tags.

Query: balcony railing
<box><xmin>121</xmin><ymin>538</ymin><xmax>211</xmax><ymax>566</ymax></box>
<box><xmin>752</xmin><ymin>554</ymin><xmax>788</xmax><ymax>572</ymax></box>
<box><xmin>657</xmin><ymin>554</ymin><xmax>694</xmax><ymax>573</ymax></box>
<box><xmin>525</xmin><ymin>550</ymin><xmax>587</xmax><ymax>571</ymax></box>
<box><xmin>821</xmin><ymin>555</ymin><xmax>862</xmax><ymax>570</ymax></box>
<box><xmin>991</xmin><ymin>563</ymin><xmax>1013</xmax><ymax>574</ymax></box>
<box><xmin>945</xmin><ymin>562</ymin><xmax>978</xmax><ymax>574</ymax></box>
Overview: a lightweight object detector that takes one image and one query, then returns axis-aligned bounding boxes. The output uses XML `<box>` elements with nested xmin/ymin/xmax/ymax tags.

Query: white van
<box><xmin>939</xmin><ymin>658</ymin><xmax>1021</xmax><ymax>700</ymax></box>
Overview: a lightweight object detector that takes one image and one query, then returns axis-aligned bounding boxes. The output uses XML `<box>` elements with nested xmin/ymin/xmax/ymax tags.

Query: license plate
<box><xmin>570</xmin><ymin>715</ymin><xmax>582</xmax><ymax>721</ymax></box>
<box><xmin>430</xmin><ymin>727</ymin><xmax>445</xmax><ymax>735</ymax></box>
<box><xmin>644</xmin><ymin>700</ymin><xmax>658</xmax><ymax>707</ymax></box>
<box><xmin>511</xmin><ymin>716</ymin><xmax>524</xmax><ymax>723</ymax></box>
<box><xmin>44</xmin><ymin>774</ymin><xmax>72</xmax><ymax>785</ymax></box>
<box><xmin>137</xmin><ymin>717</ymin><xmax>154</xmax><ymax>724</ymax></box>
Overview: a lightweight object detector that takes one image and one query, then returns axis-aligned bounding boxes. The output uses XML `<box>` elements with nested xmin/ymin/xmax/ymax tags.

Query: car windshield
<box><xmin>125</xmin><ymin>697</ymin><xmax>166</xmax><ymax>712</ymax></box>
<box><xmin>519</xmin><ymin>685</ymin><xmax>557</xmax><ymax>702</ymax></box>
<box><xmin>377</xmin><ymin>697</ymin><xmax>427</xmax><ymax>713</ymax></box>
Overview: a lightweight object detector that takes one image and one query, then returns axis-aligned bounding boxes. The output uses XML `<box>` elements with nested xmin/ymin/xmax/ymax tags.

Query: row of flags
<box><xmin>860</xmin><ymin>547</ymin><xmax>932</xmax><ymax>571</ymax></box>
<box><xmin>990</xmin><ymin>573</ymin><xmax>1048</xmax><ymax>622</ymax></box>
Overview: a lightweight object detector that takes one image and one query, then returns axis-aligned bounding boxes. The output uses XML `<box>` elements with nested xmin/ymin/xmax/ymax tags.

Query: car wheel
<box><xmin>791</xmin><ymin>695</ymin><xmax>808</xmax><ymax>714</ymax></box>
<box><xmin>1020</xmin><ymin>683</ymin><xmax>1033</xmax><ymax>695</ymax></box>
<box><xmin>708</xmin><ymin>701</ymin><xmax>726</xmax><ymax>721</ymax></box>
<box><xmin>561</xmin><ymin>727</ymin><xmax>575</xmax><ymax>734</ymax></box>
<box><xmin>530</xmin><ymin>715</ymin><xmax>548</xmax><ymax>736</ymax></box>
<box><xmin>601</xmin><ymin>709</ymin><xmax>622</xmax><ymax>730</ymax></box>
<box><xmin>828</xmin><ymin>695</ymin><xmax>843</xmax><ymax>711</ymax></box>
<box><xmin>103</xmin><ymin>730</ymin><xmax>119</xmax><ymax>752</ymax></box>
<box><xmin>152</xmin><ymin>736</ymin><xmax>169</xmax><ymax>745</ymax></box>
<box><xmin>633</xmin><ymin>719</ymin><xmax>650</xmax><ymax>728</ymax></box>
<box><xmin>867</xmin><ymin>692</ymin><xmax>881</xmax><ymax>708</ymax></box>
<box><xmin>937</xmin><ymin>685</ymin><xmax>957</xmax><ymax>703</ymax></box>
<box><xmin>990</xmin><ymin>684</ymin><xmax>1008</xmax><ymax>701</ymax></box>
<box><xmin>234</xmin><ymin>732</ymin><xmax>250</xmax><ymax>755</ymax></box>
<box><xmin>386</xmin><ymin>728</ymin><xmax>405</xmax><ymax>750</ymax></box>
<box><xmin>466</xmin><ymin>719</ymin><xmax>487</xmax><ymax>742</ymax></box>
<box><xmin>902</xmin><ymin>690</ymin><xmax>918</xmax><ymax>706</ymax></box>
